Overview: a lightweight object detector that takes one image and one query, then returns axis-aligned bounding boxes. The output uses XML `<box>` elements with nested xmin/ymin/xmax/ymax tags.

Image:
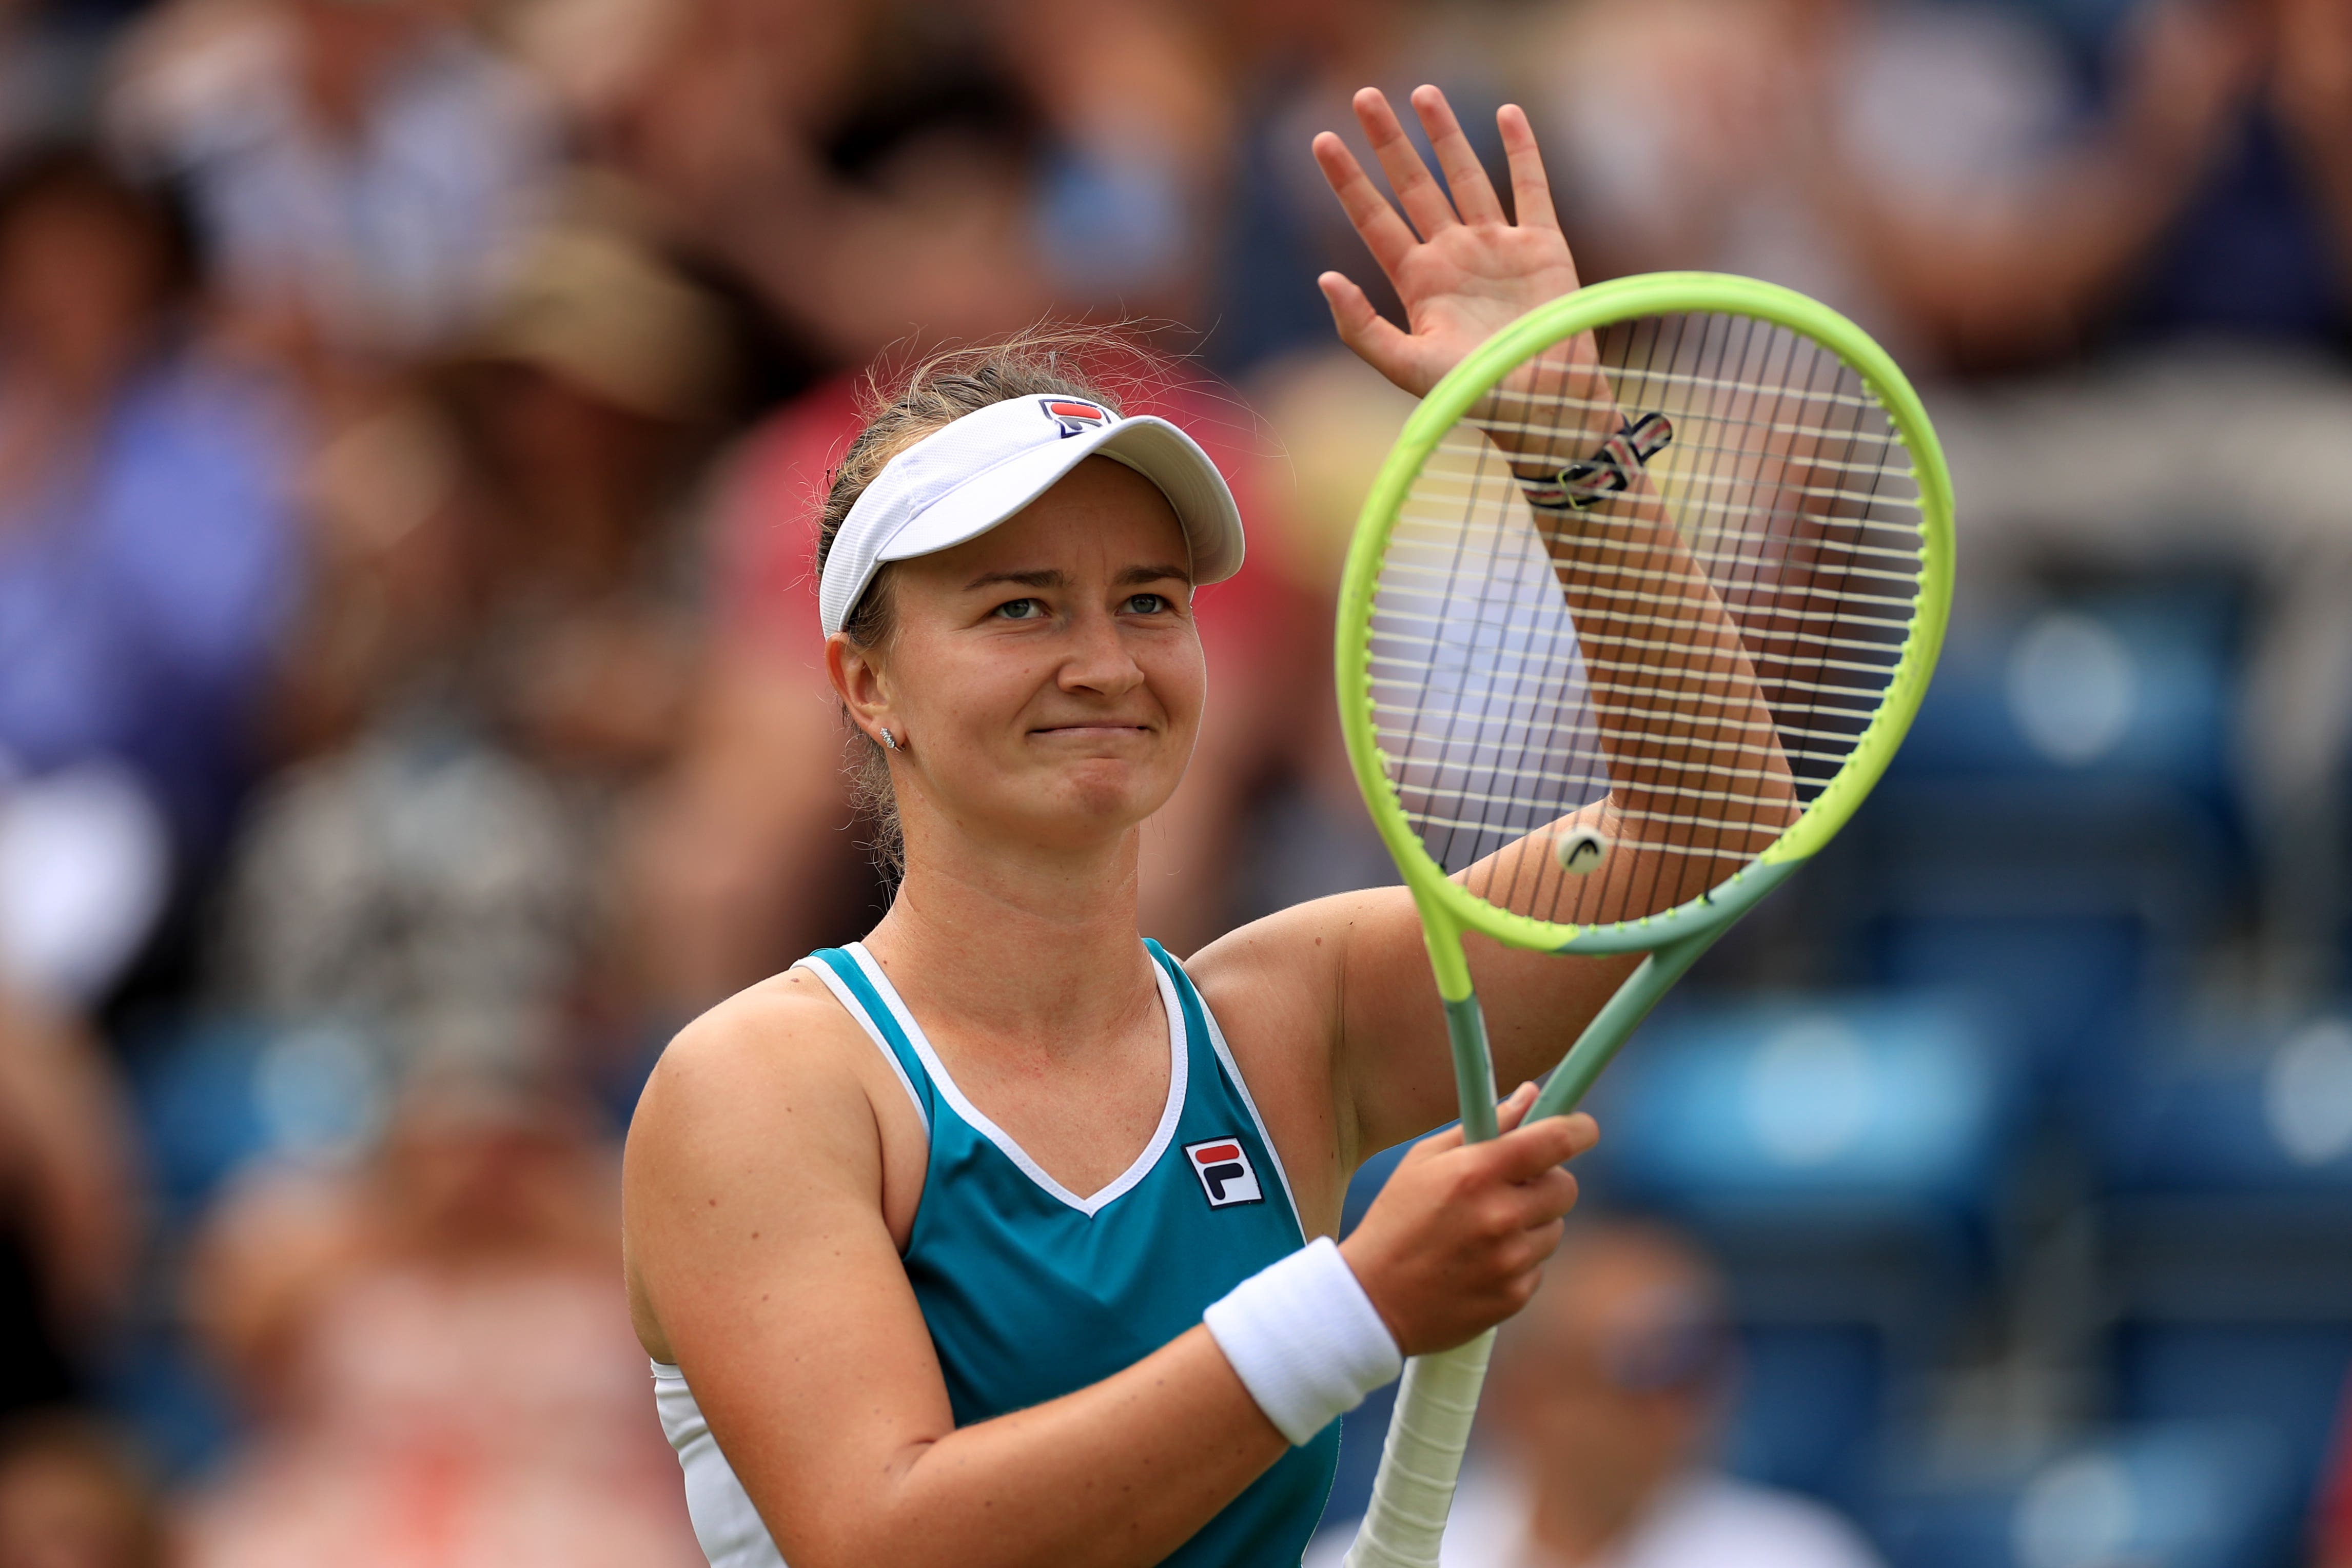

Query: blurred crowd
<box><xmin>0</xmin><ymin>0</ymin><xmax>2347</xmax><ymax>1564</ymax></box>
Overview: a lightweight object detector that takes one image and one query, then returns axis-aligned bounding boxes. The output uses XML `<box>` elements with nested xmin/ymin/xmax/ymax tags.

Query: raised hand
<box><xmin>1337</xmin><ymin>1082</ymin><xmax>1596</xmax><ymax>1355</ymax></box>
<box><xmin>1312</xmin><ymin>86</ymin><xmax>1583</xmax><ymax>398</ymax></box>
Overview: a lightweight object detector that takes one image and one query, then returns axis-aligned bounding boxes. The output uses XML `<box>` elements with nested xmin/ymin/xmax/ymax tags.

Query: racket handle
<box><xmin>1339</xmin><ymin>1330</ymin><xmax>1495</xmax><ymax>1568</ymax></box>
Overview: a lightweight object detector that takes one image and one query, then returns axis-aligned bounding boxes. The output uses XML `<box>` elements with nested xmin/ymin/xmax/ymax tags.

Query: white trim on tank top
<box><xmin>844</xmin><ymin>940</ymin><xmax>1188</xmax><ymax>1218</ymax></box>
<box><xmin>1177</xmin><ymin>959</ymin><xmax>1305</xmax><ymax>1236</ymax></box>
<box><xmin>792</xmin><ymin>954</ymin><xmax>930</xmax><ymax>1134</ymax></box>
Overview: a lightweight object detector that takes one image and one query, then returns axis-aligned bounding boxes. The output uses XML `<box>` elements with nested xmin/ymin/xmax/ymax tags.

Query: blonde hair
<box><xmin>816</xmin><ymin>324</ymin><xmax>1170</xmax><ymax>879</ymax></box>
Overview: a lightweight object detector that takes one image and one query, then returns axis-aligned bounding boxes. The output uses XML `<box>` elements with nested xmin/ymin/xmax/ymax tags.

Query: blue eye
<box><xmin>995</xmin><ymin>598</ymin><xmax>1043</xmax><ymax>620</ymax></box>
<box><xmin>1125</xmin><ymin>593</ymin><xmax>1171</xmax><ymax>615</ymax></box>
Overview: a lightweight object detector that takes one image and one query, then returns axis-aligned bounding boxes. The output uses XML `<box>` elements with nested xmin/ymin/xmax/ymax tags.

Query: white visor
<box><xmin>819</xmin><ymin>394</ymin><xmax>1246</xmax><ymax>637</ymax></box>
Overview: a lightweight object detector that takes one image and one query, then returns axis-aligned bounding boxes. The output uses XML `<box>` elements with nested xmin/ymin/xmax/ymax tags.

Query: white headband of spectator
<box><xmin>819</xmin><ymin>394</ymin><xmax>1246</xmax><ymax>638</ymax></box>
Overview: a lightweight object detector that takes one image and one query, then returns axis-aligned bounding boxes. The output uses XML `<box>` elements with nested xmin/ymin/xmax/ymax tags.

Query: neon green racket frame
<box><xmin>1334</xmin><ymin>272</ymin><xmax>1953</xmax><ymax>1568</ymax></box>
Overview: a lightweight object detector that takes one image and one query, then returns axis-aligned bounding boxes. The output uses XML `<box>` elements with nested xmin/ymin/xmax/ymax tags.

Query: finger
<box><xmin>1499</xmin><ymin>1216</ymin><xmax>1567</xmax><ymax>1276</ymax></box>
<box><xmin>1351</xmin><ymin>86</ymin><xmax>1459</xmax><ymax>239</ymax></box>
<box><xmin>1480</xmin><ymin>1112</ymin><xmax>1599</xmax><ymax>1181</ymax></box>
<box><xmin>1502</xmin><ymin>1167</ymin><xmax>1580</xmax><ymax>1228</ymax></box>
<box><xmin>1492</xmin><ymin>1081</ymin><xmax>1540</xmax><ymax>1134</ymax></box>
<box><xmin>1311</xmin><ymin>132</ymin><xmax>1418</xmax><ymax>287</ymax></box>
<box><xmin>1405</xmin><ymin>1117</ymin><xmax>1467</xmax><ymax>1161</ymax></box>
<box><xmin>1410</xmin><ymin>84</ymin><xmax>1505</xmax><ymax>226</ymax></box>
<box><xmin>1496</xmin><ymin>103</ymin><xmax>1559</xmax><ymax>232</ymax></box>
<box><xmin>1317</xmin><ymin>271</ymin><xmax>1417</xmax><ymax>374</ymax></box>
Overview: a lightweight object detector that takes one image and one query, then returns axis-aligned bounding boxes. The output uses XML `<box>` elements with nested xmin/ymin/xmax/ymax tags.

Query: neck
<box><xmin>864</xmin><ymin>817</ymin><xmax>1155</xmax><ymax>1057</ymax></box>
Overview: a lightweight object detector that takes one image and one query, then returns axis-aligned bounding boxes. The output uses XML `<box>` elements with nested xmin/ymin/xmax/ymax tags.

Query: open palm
<box><xmin>1313</xmin><ymin>86</ymin><xmax>1584</xmax><ymax>398</ymax></box>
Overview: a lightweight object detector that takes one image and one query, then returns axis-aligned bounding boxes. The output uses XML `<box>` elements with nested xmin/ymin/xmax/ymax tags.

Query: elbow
<box><xmin>770</xmin><ymin>1449</ymin><xmax>958</xmax><ymax>1568</ymax></box>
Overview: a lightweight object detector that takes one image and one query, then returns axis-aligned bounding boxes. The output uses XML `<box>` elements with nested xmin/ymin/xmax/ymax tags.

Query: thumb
<box><xmin>1318</xmin><ymin>271</ymin><xmax>1421</xmax><ymax>387</ymax></box>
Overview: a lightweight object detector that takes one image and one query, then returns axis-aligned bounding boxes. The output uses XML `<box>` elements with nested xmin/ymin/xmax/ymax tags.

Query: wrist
<box><xmin>1203</xmin><ymin>1237</ymin><xmax>1403</xmax><ymax>1445</ymax></box>
<box><xmin>1336</xmin><ymin>1232</ymin><xmax>1407</xmax><ymax>1349</ymax></box>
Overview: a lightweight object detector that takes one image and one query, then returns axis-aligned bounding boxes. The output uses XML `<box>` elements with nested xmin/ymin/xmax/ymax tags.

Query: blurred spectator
<box><xmin>180</xmin><ymin>1068</ymin><xmax>699</xmax><ymax>1568</ymax></box>
<box><xmin>0</xmin><ymin>993</ymin><xmax>139</xmax><ymax>1421</ymax></box>
<box><xmin>572</xmin><ymin>0</ymin><xmax>1248</xmax><ymax>365</ymax></box>
<box><xmin>0</xmin><ymin>1413</ymin><xmax>169</xmax><ymax>1568</ymax></box>
<box><xmin>2106</xmin><ymin>0</ymin><xmax>2352</xmax><ymax>349</ymax></box>
<box><xmin>1312</xmin><ymin>1220</ymin><xmax>1886</xmax><ymax>1568</ymax></box>
<box><xmin>584</xmin><ymin>0</ymin><xmax>1051</xmax><ymax>363</ymax></box>
<box><xmin>1</xmin><ymin>0</ymin><xmax>113</xmax><ymax>160</ymax></box>
<box><xmin>0</xmin><ymin>145</ymin><xmax>297</xmax><ymax>1007</ymax></box>
<box><xmin>1201</xmin><ymin>0</ymin><xmax>1510</xmax><ymax>378</ymax></box>
<box><xmin>1525</xmin><ymin>0</ymin><xmax>2352</xmax><ymax>371</ymax></box>
<box><xmin>215</xmin><ymin>219</ymin><xmax>727</xmax><ymax>1074</ymax></box>
<box><xmin>107</xmin><ymin>0</ymin><xmax>559</xmax><ymax>370</ymax></box>
<box><xmin>1526</xmin><ymin>0</ymin><xmax>2077</xmax><ymax>369</ymax></box>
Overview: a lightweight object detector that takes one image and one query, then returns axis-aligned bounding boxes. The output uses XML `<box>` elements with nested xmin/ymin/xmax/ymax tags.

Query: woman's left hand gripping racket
<box><xmin>1334</xmin><ymin>270</ymin><xmax>1955</xmax><ymax>1567</ymax></box>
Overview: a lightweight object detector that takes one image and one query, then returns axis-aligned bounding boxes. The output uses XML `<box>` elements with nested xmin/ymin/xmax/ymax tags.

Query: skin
<box><xmin>0</xmin><ymin>185</ymin><xmax>172</xmax><ymax>511</ymax></box>
<box><xmin>625</xmin><ymin>86</ymin><xmax>1711</xmax><ymax>1568</ymax></box>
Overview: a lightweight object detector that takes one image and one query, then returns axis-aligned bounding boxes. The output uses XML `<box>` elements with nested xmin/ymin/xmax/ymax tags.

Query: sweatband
<box><xmin>1203</xmin><ymin>1236</ymin><xmax>1403</xmax><ymax>1445</ymax></box>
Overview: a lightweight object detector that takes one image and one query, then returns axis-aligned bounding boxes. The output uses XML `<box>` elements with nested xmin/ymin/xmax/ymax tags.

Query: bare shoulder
<box><xmin>624</xmin><ymin>968</ymin><xmax>900</xmax><ymax>1358</ymax></box>
<box><xmin>1186</xmin><ymin>885</ymin><xmax>1417</xmax><ymax>1049</ymax></box>
<box><xmin>629</xmin><ymin>967</ymin><xmax>880</xmax><ymax>1168</ymax></box>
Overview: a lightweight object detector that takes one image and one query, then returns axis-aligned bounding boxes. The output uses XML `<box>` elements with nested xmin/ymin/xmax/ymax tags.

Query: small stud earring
<box><xmin>879</xmin><ymin>727</ymin><xmax>899</xmax><ymax>751</ymax></box>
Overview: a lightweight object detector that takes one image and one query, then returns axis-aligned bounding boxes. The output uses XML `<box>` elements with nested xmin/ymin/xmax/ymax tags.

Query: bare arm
<box><xmin>1211</xmin><ymin>88</ymin><xmax>1788</xmax><ymax>1155</ymax></box>
<box><xmin>623</xmin><ymin>977</ymin><xmax>1591</xmax><ymax>1568</ymax></box>
<box><xmin>0</xmin><ymin>993</ymin><xmax>140</xmax><ymax>1335</ymax></box>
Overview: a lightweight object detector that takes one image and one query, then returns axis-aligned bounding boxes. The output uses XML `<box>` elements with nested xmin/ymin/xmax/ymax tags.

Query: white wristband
<box><xmin>1203</xmin><ymin>1236</ymin><xmax>1403</xmax><ymax>1445</ymax></box>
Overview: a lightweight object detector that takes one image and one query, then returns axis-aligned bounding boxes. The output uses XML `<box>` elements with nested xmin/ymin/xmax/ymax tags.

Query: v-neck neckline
<box><xmin>845</xmin><ymin>942</ymin><xmax>1189</xmax><ymax>1217</ymax></box>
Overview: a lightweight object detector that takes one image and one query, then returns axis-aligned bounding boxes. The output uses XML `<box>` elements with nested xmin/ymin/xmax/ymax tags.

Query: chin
<box><xmin>1031</xmin><ymin>763</ymin><xmax>1178</xmax><ymax>838</ymax></box>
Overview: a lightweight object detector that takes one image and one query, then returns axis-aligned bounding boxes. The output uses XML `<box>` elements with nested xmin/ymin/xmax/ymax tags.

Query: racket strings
<box><xmin>1367</xmin><ymin>310</ymin><xmax>1924</xmax><ymax>930</ymax></box>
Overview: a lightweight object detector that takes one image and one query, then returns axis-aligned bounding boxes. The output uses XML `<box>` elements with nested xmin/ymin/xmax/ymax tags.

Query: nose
<box><xmin>1056</xmin><ymin>602</ymin><xmax>1145</xmax><ymax>698</ymax></box>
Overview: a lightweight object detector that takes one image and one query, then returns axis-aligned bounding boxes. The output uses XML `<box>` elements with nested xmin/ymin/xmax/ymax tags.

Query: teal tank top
<box><xmin>797</xmin><ymin>940</ymin><xmax>1338</xmax><ymax>1567</ymax></box>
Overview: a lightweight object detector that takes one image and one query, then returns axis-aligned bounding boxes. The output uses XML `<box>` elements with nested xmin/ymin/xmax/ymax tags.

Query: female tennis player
<box><xmin>625</xmin><ymin>86</ymin><xmax>1677</xmax><ymax>1568</ymax></box>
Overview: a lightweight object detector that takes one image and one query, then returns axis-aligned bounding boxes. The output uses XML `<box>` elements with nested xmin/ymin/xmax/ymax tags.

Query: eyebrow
<box><xmin>962</xmin><ymin>563</ymin><xmax>1194</xmax><ymax>592</ymax></box>
<box><xmin>963</xmin><ymin>569</ymin><xmax>1065</xmax><ymax>592</ymax></box>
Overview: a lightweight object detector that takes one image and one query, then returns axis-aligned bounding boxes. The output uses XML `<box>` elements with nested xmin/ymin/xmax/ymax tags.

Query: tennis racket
<box><xmin>1334</xmin><ymin>271</ymin><xmax>1954</xmax><ymax>1568</ymax></box>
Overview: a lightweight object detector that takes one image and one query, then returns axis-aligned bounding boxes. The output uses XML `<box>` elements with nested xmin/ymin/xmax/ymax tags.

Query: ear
<box><xmin>826</xmin><ymin>633</ymin><xmax>893</xmax><ymax>745</ymax></box>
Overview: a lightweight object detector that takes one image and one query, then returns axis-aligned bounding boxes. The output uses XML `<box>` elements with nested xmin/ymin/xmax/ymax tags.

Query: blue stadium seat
<box><xmin>1885</xmin><ymin>588</ymin><xmax>2237</xmax><ymax>816</ymax></box>
<box><xmin>1721</xmin><ymin>1322</ymin><xmax>1885</xmax><ymax>1502</ymax></box>
<box><xmin>1874</xmin><ymin>1422</ymin><xmax>2298</xmax><ymax>1568</ymax></box>
<box><xmin>128</xmin><ymin>1016</ymin><xmax>388</xmax><ymax>1226</ymax></box>
<box><xmin>1866</xmin><ymin>910</ymin><xmax>2146</xmax><ymax>1111</ymax></box>
<box><xmin>1588</xmin><ymin>993</ymin><xmax>2021</xmax><ymax>1231</ymax></box>
<box><xmin>1583</xmin><ymin>991</ymin><xmax>2024</xmax><ymax>1497</ymax></box>
<box><xmin>1848</xmin><ymin>584</ymin><xmax>2246</xmax><ymax>1111</ymax></box>
<box><xmin>2088</xmin><ymin>1013</ymin><xmax>2352</xmax><ymax>1549</ymax></box>
<box><xmin>2111</xmin><ymin>1324</ymin><xmax>2352</xmax><ymax>1545</ymax></box>
<box><xmin>2092</xmin><ymin>1014</ymin><xmax>2352</xmax><ymax>1201</ymax></box>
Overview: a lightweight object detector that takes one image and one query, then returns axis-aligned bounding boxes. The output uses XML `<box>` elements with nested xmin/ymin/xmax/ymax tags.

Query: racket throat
<box><xmin>1441</xmin><ymin>995</ymin><xmax>1501</xmax><ymax>1144</ymax></box>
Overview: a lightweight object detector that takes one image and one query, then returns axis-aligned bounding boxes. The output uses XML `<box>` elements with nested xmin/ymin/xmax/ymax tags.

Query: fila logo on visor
<box><xmin>1041</xmin><ymin>398</ymin><xmax>1111</xmax><ymax>438</ymax></box>
<box><xmin>1185</xmin><ymin>1138</ymin><xmax>1263</xmax><ymax>1208</ymax></box>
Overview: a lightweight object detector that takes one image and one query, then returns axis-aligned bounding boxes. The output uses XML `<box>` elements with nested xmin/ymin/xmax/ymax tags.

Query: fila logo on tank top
<box><xmin>650</xmin><ymin>939</ymin><xmax>1340</xmax><ymax>1568</ymax></box>
<box><xmin>1186</xmin><ymin>1138</ymin><xmax>1263</xmax><ymax>1207</ymax></box>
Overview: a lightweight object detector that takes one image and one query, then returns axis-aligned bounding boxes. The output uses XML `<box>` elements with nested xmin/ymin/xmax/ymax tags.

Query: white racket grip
<box><xmin>1340</xmin><ymin>1329</ymin><xmax>1496</xmax><ymax>1568</ymax></box>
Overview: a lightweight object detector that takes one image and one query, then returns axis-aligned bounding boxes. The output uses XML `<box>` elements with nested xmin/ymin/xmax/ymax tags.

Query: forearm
<box><xmin>1483</xmin><ymin>367</ymin><xmax>1787</xmax><ymax>808</ymax></box>
<box><xmin>1467</xmin><ymin>411</ymin><xmax>1793</xmax><ymax>917</ymax></box>
<box><xmin>812</xmin><ymin>1328</ymin><xmax>1286</xmax><ymax>1568</ymax></box>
